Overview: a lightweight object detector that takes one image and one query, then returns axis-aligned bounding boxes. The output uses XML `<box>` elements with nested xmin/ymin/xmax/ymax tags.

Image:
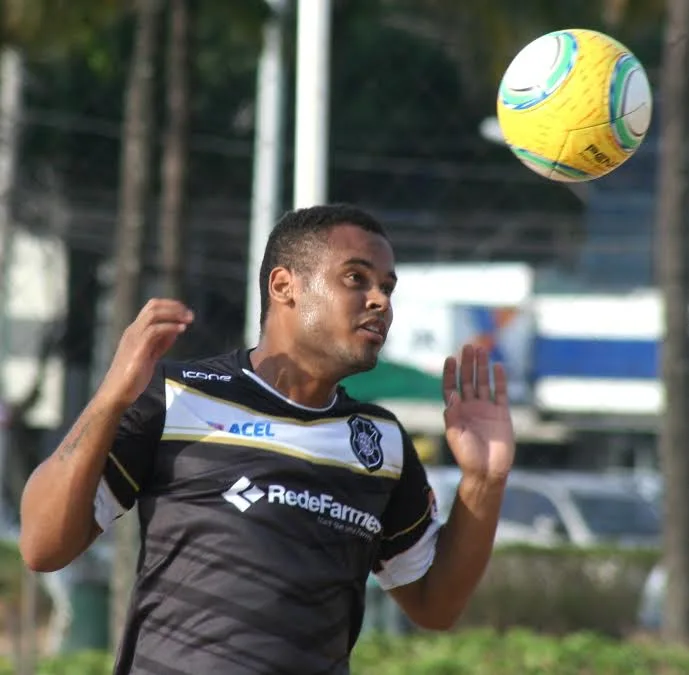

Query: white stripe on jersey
<box><xmin>162</xmin><ymin>380</ymin><xmax>404</xmax><ymax>478</ymax></box>
<box><xmin>373</xmin><ymin>519</ymin><xmax>440</xmax><ymax>590</ymax></box>
<box><xmin>94</xmin><ymin>477</ymin><xmax>126</xmax><ymax>531</ymax></box>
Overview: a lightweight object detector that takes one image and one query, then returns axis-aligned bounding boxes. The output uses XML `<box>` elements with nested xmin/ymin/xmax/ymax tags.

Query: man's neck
<box><xmin>248</xmin><ymin>341</ymin><xmax>339</xmax><ymax>409</ymax></box>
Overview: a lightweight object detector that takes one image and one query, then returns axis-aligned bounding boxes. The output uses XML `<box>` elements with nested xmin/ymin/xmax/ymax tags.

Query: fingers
<box><xmin>144</xmin><ymin>321</ymin><xmax>188</xmax><ymax>341</ymax></box>
<box><xmin>459</xmin><ymin>345</ymin><xmax>476</xmax><ymax>401</ymax></box>
<box><xmin>476</xmin><ymin>347</ymin><xmax>491</xmax><ymax>401</ymax></box>
<box><xmin>452</xmin><ymin>344</ymin><xmax>509</xmax><ymax>405</ymax></box>
<box><xmin>119</xmin><ymin>298</ymin><xmax>193</xmax><ymax>360</ymax></box>
<box><xmin>442</xmin><ymin>355</ymin><xmax>457</xmax><ymax>405</ymax></box>
<box><xmin>138</xmin><ymin>298</ymin><xmax>194</xmax><ymax>326</ymax></box>
<box><xmin>147</xmin><ymin>324</ymin><xmax>186</xmax><ymax>361</ymax></box>
<box><xmin>138</xmin><ymin>300</ymin><xmax>193</xmax><ymax>355</ymax></box>
<box><xmin>493</xmin><ymin>362</ymin><xmax>509</xmax><ymax>406</ymax></box>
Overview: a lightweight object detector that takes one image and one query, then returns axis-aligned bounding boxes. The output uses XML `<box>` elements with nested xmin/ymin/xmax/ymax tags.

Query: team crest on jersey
<box><xmin>347</xmin><ymin>415</ymin><xmax>383</xmax><ymax>472</ymax></box>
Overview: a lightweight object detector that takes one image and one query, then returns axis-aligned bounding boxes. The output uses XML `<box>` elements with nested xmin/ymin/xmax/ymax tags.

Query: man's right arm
<box><xmin>19</xmin><ymin>392</ymin><xmax>129</xmax><ymax>572</ymax></box>
<box><xmin>19</xmin><ymin>298</ymin><xmax>193</xmax><ymax>573</ymax></box>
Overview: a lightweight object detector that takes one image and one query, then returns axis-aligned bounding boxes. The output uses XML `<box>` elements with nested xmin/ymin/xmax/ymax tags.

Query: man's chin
<box><xmin>347</xmin><ymin>348</ymin><xmax>380</xmax><ymax>375</ymax></box>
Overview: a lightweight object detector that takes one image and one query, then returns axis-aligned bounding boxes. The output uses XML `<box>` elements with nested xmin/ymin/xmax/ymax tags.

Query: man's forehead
<box><xmin>325</xmin><ymin>224</ymin><xmax>394</xmax><ymax>260</ymax></box>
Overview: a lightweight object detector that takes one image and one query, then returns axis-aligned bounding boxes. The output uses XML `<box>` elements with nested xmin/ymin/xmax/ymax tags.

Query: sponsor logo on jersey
<box><xmin>222</xmin><ymin>477</ymin><xmax>382</xmax><ymax>539</ymax></box>
<box><xmin>207</xmin><ymin>421</ymin><xmax>275</xmax><ymax>437</ymax></box>
<box><xmin>267</xmin><ymin>485</ymin><xmax>382</xmax><ymax>535</ymax></box>
<box><xmin>347</xmin><ymin>415</ymin><xmax>384</xmax><ymax>472</ymax></box>
<box><xmin>222</xmin><ymin>477</ymin><xmax>265</xmax><ymax>512</ymax></box>
<box><xmin>182</xmin><ymin>370</ymin><xmax>232</xmax><ymax>382</ymax></box>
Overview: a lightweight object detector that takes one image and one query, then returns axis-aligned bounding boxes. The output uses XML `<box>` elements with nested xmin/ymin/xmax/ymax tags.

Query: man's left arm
<box><xmin>389</xmin><ymin>474</ymin><xmax>506</xmax><ymax>630</ymax></box>
<box><xmin>384</xmin><ymin>345</ymin><xmax>515</xmax><ymax>630</ymax></box>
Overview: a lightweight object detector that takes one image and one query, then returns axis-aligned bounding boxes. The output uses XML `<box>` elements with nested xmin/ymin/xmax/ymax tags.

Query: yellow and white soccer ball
<box><xmin>497</xmin><ymin>29</ymin><xmax>653</xmax><ymax>182</ymax></box>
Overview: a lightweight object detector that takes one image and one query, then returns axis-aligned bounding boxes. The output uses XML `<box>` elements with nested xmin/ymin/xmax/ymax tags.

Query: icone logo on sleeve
<box><xmin>182</xmin><ymin>370</ymin><xmax>232</xmax><ymax>382</ymax></box>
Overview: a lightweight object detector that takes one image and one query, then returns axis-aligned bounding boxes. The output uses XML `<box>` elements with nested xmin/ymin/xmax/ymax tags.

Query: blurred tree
<box><xmin>1</xmin><ymin>0</ymin><xmax>272</xmax><ymax>650</ymax></box>
<box><xmin>157</xmin><ymin>0</ymin><xmax>190</xmax><ymax>303</ymax></box>
<box><xmin>382</xmin><ymin>0</ymin><xmax>664</xmax><ymax>120</ymax></box>
<box><xmin>109</xmin><ymin>0</ymin><xmax>271</xmax><ymax>646</ymax></box>
<box><xmin>0</xmin><ymin>0</ymin><xmax>132</xmax><ymax>422</ymax></box>
<box><xmin>108</xmin><ymin>0</ymin><xmax>162</xmax><ymax>648</ymax></box>
<box><xmin>1</xmin><ymin>0</ymin><xmax>123</xmax><ymax>56</ymax></box>
<box><xmin>655</xmin><ymin>0</ymin><xmax>689</xmax><ymax>645</ymax></box>
<box><xmin>17</xmin><ymin>0</ymin><xmax>269</xmax><ymax>196</ymax></box>
<box><xmin>157</xmin><ymin>0</ymin><xmax>273</xmax><ymax>306</ymax></box>
<box><xmin>0</xmin><ymin>1</ymin><xmax>134</xmax><ymax>665</ymax></box>
<box><xmin>0</xmin><ymin>0</ymin><xmax>130</xmax><ymax>504</ymax></box>
<box><xmin>0</xmin><ymin>48</ymin><xmax>23</xmax><ymax>405</ymax></box>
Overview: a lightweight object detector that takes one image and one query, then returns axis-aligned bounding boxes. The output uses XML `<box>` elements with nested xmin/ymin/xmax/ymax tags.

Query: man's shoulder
<box><xmin>160</xmin><ymin>350</ymin><xmax>243</xmax><ymax>384</ymax></box>
<box><xmin>335</xmin><ymin>387</ymin><xmax>401</xmax><ymax>426</ymax></box>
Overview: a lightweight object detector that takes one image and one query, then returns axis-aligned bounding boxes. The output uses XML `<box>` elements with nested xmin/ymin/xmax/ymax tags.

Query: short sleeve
<box><xmin>372</xmin><ymin>428</ymin><xmax>441</xmax><ymax>591</ymax></box>
<box><xmin>94</xmin><ymin>365</ymin><xmax>165</xmax><ymax>531</ymax></box>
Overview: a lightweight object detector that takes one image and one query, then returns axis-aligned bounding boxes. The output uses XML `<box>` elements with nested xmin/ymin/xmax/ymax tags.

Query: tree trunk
<box><xmin>0</xmin><ymin>47</ymin><xmax>22</xmax><ymax>337</ymax></box>
<box><xmin>157</xmin><ymin>0</ymin><xmax>190</xmax><ymax>302</ymax></box>
<box><xmin>109</xmin><ymin>0</ymin><xmax>161</xmax><ymax>650</ymax></box>
<box><xmin>0</xmin><ymin>48</ymin><xmax>23</xmax><ymax>530</ymax></box>
<box><xmin>656</xmin><ymin>0</ymin><xmax>689</xmax><ymax>645</ymax></box>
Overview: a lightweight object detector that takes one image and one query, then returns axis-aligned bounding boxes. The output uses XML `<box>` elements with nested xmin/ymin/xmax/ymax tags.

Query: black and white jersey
<box><xmin>95</xmin><ymin>349</ymin><xmax>440</xmax><ymax>675</ymax></box>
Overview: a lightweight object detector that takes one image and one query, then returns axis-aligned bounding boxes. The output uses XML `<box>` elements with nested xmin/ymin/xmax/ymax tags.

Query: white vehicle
<box><xmin>426</xmin><ymin>467</ymin><xmax>661</xmax><ymax>549</ymax></box>
<box><xmin>496</xmin><ymin>470</ymin><xmax>661</xmax><ymax>548</ymax></box>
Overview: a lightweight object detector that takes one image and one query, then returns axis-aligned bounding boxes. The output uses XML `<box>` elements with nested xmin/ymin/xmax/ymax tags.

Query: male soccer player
<box><xmin>19</xmin><ymin>204</ymin><xmax>515</xmax><ymax>674</ymax></box>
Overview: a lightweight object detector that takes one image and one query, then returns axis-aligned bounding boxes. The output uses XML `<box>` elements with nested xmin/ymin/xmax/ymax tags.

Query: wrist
<box><xmin>458</xmin><ymin>472</ymin><xmax>508</xmax><ymax>499</ymax></box>
<box><xmin>460</xmin><ymin>469</ymin><xmax>509</xmax><ymax>488</ymax></box>
<box><xmin>92</xmin><ymin>384</ymin><xmax>134</xmax><ymax>415</ymax></box>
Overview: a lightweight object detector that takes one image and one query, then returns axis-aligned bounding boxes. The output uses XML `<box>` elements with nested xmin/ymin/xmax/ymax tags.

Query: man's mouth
<box><xmin>357</xmin><ymin>320</ymin><xmax>386</xmax><ymax>344</ymax></box>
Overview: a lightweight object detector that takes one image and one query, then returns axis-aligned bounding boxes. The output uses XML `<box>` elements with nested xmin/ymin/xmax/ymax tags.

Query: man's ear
<box><xmin>268</xmin><ymin>266</ymin><xmax>294</xmax><ymax>308</ymax></box>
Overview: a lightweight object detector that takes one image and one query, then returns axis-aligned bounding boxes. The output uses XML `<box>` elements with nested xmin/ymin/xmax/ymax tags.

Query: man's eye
<box><xmin>381</xmin><ymin>284</ymin><xmax>395</xmax><ymax>297</ymax></box>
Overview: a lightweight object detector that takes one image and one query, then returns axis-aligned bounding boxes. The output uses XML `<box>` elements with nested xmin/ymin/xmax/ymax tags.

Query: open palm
<box><xmin>442</xmin><ymin>345</ymin><xmax>515</xmax><ymax>480</ymax></box>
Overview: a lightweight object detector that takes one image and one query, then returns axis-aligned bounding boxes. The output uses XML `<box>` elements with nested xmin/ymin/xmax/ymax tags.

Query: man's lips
<box><xmin>357</xmin><ymin>319</ymin><xmax>387</xmax><ymax>343</ymax></box>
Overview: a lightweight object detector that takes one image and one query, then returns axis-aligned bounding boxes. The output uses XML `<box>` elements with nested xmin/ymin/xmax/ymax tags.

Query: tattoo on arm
<box><xmin>58</xmin><ymin>410</ymin><xmax>109</xmax><ymax>461</ymax></box>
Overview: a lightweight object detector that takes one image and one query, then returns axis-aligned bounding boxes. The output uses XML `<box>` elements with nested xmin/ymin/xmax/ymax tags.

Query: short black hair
<box><xmin>258</xmin><ymin>203</ymin><xmax>388</xmax><ymax>328</ymax></box>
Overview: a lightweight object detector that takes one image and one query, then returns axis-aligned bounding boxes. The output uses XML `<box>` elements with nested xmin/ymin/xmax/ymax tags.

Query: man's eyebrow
<box><xmin>342</xmin><ymin>257</ymin><xmax>397</xmax><ymax>281</ymax></box>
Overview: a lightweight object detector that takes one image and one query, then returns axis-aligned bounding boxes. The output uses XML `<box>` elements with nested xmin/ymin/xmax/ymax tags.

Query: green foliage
<box><xmin>1</xmin><ymin>0</ymin><xmax>127</xmax><ymax>57</ymax></box>
<box><xmin>0</xmin><ymin>540</ymin><xmax>22</xmax><ymax>602</ymax></box>
<box><xmin>190</xmin><ymin>0</ymin><xmax>271</xmax><ymax>148</ymax></box>
<box><xmin>351</xmin><ymin>629</ymin><xmax>689</xmax><ymax>674</ymax></box>
<box><xmin>21</xmin><ymin>0</ymin><xmax>272</xmax><ymax>194</ymax></box>
<box><xmin>330</xmin><ymin>7</ymin><xmax>466</xmax><ymax>156</ymax></box>
<box><xmin>384</xmin><ymin>0</ymin><xmax>664</xmax><ymax>114</ymax></box>
<box><xmin>2</xmin><ymin>631</ymin><xmax>688</xmax><ymax>675</ymax></box>
<box><xmin>0</xmin><ymin>651</ymin><xmax>113</xmax><ymax>675</ymax></box>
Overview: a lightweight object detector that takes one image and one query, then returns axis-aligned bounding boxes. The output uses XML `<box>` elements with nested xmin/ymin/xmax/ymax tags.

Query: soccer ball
<box><xmin>496</xmin><ymin>29</ymin><xmax>653</xmax><ymax>182</ymax></box>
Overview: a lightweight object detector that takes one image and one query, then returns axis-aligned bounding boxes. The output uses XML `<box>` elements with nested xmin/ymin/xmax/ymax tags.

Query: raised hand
<box><xmin>442</xmin><ymin>344</ymin><xmax>515</xmax><ymax>482</ymax></box>
<box><xmin>98</xmin><ymin>298</ymin><xmax>194</xmax><ymax>408</ymax></box>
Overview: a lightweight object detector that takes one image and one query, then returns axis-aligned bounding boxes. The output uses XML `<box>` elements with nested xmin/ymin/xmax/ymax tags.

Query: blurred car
<box><xmin>497</xmin><ymin>470</ymin><xmax>661</xmax><ymax>548</ymax></box>
<box><xmin>426</xmin><ymin>467</ymin><xmax>661</xmax><ymax>549</ymax></box>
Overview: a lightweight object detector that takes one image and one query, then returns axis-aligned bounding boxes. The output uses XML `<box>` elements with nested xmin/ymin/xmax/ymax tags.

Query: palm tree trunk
<box><xmin>656</xmin><ymin>0</ymin><xmax>689</xmax><ymax>645</ymax></box>
<box><xmin>109</xmin><ymin>0</ymin><xmax>162</xmax><ymax>649</ymax></box>
<box><xmin>157</xmin><ymin>0</ymin><xmax>190</xmax><ymax>302</ymax></box>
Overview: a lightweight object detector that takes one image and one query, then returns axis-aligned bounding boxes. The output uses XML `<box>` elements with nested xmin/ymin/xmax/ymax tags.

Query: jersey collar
<box><xmin>239</xmin><ymin>349</ymin><xmax>339</xmax><ymax>413</ymax></box>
